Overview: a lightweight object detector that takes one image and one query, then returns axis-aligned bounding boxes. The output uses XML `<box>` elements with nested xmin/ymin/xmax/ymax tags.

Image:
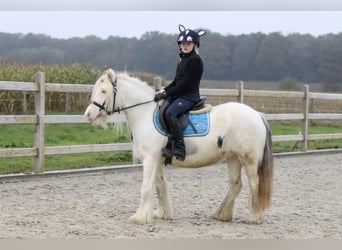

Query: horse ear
<box><xmin>106</xmin><ymin>69</ymin><xmax>117</xmax><ymax>83</ymax></box>
<box><xmin>197</xmin><ymin>30</ymin><xmax>206</xmax><ymax>37</ymax></box>
<box><xmin>179</xmin><ymin>24</ymin><xmax>186</xmax><ymax>32</ymax></box>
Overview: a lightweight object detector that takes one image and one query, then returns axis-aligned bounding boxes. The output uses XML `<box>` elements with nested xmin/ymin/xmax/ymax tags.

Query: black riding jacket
<box><xmin>164</xmin><ymin>50</ymin><xmax>203</xmax><ymax>103</ymax></box>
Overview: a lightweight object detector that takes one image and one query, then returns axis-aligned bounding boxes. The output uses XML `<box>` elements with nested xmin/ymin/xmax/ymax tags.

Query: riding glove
<box><xmin>154</xmin><ymin>92</ymin><xmax>167</xmax><ymax>102</ymax></box>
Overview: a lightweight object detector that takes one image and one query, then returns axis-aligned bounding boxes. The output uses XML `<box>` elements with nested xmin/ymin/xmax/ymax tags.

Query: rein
<box><xmin>111</xmin><ymin>99</ymin><xmax>155</xmax><ymax>114</ymax></box>
<box><xmin>92</xmin><ymin>77</ymin><xmax>155</xmax><ymax>115</ymax></box>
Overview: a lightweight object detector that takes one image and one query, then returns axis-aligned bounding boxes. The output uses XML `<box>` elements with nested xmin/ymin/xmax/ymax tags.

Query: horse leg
<box><xmin>245</xmin><ymin>163</ymin><xmax>265</xmax><ymax>224</ymax></box>
<box><xmin>154</xmin><ymin>163</ymin><xmax>173</xmax><ymax>220</ymax></box>
<box><xmin>128</xmin><ymin>156</ymin><xmax>157</xmax><ymax>224</ymax></box>
<box><xmin>212</xmin><ymin>155</ymin><xmax>242</xmax><ymax>222</ymax></box>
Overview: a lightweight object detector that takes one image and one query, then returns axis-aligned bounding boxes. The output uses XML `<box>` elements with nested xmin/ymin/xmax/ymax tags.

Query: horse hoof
<box><xmin>128</xmin><ymin>214</ymin><xmax>150</xmax><ymax>225</ymax></box>
<box><xmin>154</xmin><ymin>209</ymin><xmax>171</xmax><ymax>220</ymax></box>
<box><xmin>246</xmin><ymin>218</ymin><xmax>263</xmax><ymax>225</ymax></box>
<box><xmin>153</xmin><ymin>209</ymin><xmax>164</xmax><ymax>219</ymax></box>
<box><xmin>211</xmin><ymin>213</ymin><xmax>232</xmax><ymax>222</ymax></box>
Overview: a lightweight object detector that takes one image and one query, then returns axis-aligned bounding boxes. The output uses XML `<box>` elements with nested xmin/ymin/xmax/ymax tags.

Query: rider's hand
<box><xmin>154</xmin><ymin>92</ymin><xmax>167</xmax><ymax>102</ymax></box>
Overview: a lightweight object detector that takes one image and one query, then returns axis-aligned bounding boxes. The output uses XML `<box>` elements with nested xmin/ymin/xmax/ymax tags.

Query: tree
<box><xmin>255</xmin><ymin>32</ymin><xmax>289</xmax><ymax>80</ymax></box>
<box><xmin>0</xmin><ymin>31</ymin><xmax>341</xmax><ymax>88</ymax></box>
<box><xmin>231</xmin><ymin>33</ymin><xmax>266</xmax><ymax>80</ymax></box>
<box><xmin>315</xmin><ymin>34</ymin><xmax>342</xmax><ymax>85</ymax></box>
<box><xmin>200</xmin><ymin>32</ymin><xmax>233</xmax><ymax>80</ymax></box>
<box><xmin>285</xmin><ymin>33</ymin><xmax>316</xmax><ymax>82</ymax></box>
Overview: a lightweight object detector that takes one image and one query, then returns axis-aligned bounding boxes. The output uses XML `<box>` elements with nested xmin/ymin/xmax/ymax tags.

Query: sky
<box><xmin>0</xmin><ymin>1</ymin><xmax>341</xmax><ymax>39</ymax></box>
<box><xmin>0</xmin><ymin>11</ymin><xmax>341</xmax><ymax>39</ymax></box>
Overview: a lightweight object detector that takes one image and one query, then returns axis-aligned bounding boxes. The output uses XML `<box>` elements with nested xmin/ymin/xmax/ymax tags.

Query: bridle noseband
<box><xmin>92</xmin><ymin>76</ymin><xmax>154</xmax><ymax>115</ymax></box>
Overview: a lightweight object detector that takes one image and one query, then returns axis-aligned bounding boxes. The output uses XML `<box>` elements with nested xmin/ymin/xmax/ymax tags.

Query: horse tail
<box><xmin>258</xmin><ymin>114</ymin><xmax>274</xmax><ymax>211</ymax></box>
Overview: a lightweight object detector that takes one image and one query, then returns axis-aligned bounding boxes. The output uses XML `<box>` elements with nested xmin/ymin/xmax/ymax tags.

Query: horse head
<box><xmin>84</xmin><ymin>69</ymin><xmax>117</xmax><ymax>128</ymax></box>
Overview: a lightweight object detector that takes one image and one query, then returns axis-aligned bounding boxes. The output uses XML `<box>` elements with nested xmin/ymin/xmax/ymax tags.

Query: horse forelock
<box><xmin>106</xmin><ymin>68</ymin><xmax>117</xmax><ymax>83</ymax></box>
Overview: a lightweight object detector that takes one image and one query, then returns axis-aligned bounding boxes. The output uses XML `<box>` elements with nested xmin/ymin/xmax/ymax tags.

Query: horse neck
<box><xmin>116</xmin><ymin>74</ymin><xmax>155</xmax><ymax>131</ymax></box>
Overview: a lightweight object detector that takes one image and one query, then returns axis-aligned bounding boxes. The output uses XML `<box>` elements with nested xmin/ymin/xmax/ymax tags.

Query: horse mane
<box><xmin>117</xmin><ymin>72</ymin><xmax>156</xmax><ymax>95</ymax></box>
<box><xmin>98</xmin><ymin>69</ymin><xmax>156</xmax><ymax>94</ymax></box>
<box><xmin>92</xmin><ymin>69</ymin><xmax>156</xmax><ymax>115</ymax></box>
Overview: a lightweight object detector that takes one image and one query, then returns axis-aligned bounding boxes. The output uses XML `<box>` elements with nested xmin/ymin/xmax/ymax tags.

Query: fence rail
<box><xmin>1</xmin><ymin>73</ymin><xmax>342</xmax><ymax>173</ymax></box>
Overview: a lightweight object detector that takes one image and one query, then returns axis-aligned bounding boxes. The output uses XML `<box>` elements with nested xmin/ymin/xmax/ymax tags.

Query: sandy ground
<box><xmin>0</xmin><ymin>152</ymin><xmax>341</xmax><ymax>239</ymax></box>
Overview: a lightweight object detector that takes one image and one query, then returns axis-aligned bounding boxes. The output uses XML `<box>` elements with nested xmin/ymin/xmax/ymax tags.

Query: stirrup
<box><xmin>162</xmin><ymin>148</ymin><xmax>173</xmax><ymax>158</ymax></box>
<box><xmin>175</xmin><ymin>154</ymin><xmax>185</xmax><ymax>161</ymax></box>
<box><xmin>162</xmin><ymin>147</ymin><xmax>185</xmax><ymax>161</ymax></box>
<box><xmin>173</xmin><ymin>148</ymin><xmax>185</xmax><ymax>161</ymax></box>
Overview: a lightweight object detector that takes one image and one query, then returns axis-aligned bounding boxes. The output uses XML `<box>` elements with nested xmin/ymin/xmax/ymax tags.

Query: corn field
<box><xmin>0</xmin><ymin>62</ymin><xmax>164</xmax><ymax>114</ymax></box>
<box><xmin>1</xmin><ymin>62</ymin><xmax>341</xmax><ymax>115</ymax></box>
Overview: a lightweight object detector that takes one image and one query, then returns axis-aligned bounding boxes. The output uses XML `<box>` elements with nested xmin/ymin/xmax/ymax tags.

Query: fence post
<box><xmin>34</xmin><ymin>72</ymin><xmax>45</xmax><ymax>173</ymax></box>
<box><xmin>22</xmin><ymin>91</ymin><xmax>27</xmax><ymax>114</ymax></box>
<box><xmin>301</xmin><ymin>84</ymin><xmax>310</xmax><ymax>152</ymax></box>
<box><xmin>237</xmin><ymin>81</ymin><xmax>244</xmax><ymax>103</ymax></box>
<box><xmin>65</xmin><ymin>92</ymin><xmax>70</xmax><ymax>112</ymax></box>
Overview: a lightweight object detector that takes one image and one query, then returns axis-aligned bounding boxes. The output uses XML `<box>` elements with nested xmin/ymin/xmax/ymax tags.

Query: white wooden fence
<box><xmin>1</xmin><ymin>72</ymin><xmax>342</xmax><ymax>173</ymax></box>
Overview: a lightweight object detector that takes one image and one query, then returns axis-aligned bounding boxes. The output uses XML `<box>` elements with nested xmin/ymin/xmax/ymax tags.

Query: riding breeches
<box><xmin>163</xmin><ymin>97</ymin><xmax>196</xmax><ymax>123</ymax></box>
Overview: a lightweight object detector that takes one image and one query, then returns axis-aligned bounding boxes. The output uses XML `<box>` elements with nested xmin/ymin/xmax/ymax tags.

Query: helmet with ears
<box><xmin>177</xmin><ymin>24</ymin><xmax>206</xmax><ymax>47</ymax></box>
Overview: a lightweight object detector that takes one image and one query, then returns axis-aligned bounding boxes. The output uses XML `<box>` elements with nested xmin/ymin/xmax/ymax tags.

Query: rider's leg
<box><xmin>168</xmin><ymin>115</ymin><xmax>185</xmax><ymax>161</ymax></box>
<box><xmin>163</xmin><ymin>98</ymin><xmax>195</xmax><ymax>161</ymax></box>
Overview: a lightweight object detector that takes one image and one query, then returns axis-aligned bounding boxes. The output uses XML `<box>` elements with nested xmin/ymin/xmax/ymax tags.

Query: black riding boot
<box><xmin>168</xmin><ymin>116</ymin><xmax>186</xmax><ymax>161</ymax></box>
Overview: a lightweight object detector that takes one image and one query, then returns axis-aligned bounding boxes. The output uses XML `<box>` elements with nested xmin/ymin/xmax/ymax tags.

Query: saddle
<box><xmin>157</xmin><ymin>96</ymin><xmax>211</xmax><ymax>133</ymax></box>
<box><xmin>156</xmin><ymin>96</ymin><xmax>211</xmax><ymax>165</ymax></box>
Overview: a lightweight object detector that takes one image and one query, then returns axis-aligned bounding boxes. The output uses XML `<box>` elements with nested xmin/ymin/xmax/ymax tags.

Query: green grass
<box><xmin>0</xmin><ymin>123</ymin><xmax>132</xmax><ymax>174</ymax></box>
<box><xmin>0</xmin><ymin>123</ymin><xmax>341</xmax><ymax>175</ymax></box>
<box><xmin>270</xmin><ymin>123</ymin><xmax>342</xmax><ymax>153</ymax></box>
<box><xmin>0</xmin><ymin>123</ymin><xmax>130</xmax><ymax>147</ymax></box>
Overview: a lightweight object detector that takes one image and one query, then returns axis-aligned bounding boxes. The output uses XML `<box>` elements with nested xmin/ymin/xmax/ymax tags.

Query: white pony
<box><xmin>85</xmin><ymin>69</ymin><xmax>274</xmax><ymax>225</ymax></box>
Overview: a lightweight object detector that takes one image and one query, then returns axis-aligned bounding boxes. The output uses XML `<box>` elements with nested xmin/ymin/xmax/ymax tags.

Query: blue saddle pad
<box><xmin>153</xmin><ymin>109</ymin><xmax>210</xmax><ymax>137</ymax></box>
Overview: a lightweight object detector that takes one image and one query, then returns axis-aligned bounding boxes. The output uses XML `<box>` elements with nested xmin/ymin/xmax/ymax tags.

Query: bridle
<box><xmin>92</xmin><ymin>76</ymin><xmax>154</xmax><ymax>115</ymax></box>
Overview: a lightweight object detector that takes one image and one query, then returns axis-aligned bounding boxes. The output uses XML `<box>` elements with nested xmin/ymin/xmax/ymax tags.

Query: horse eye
<box><xmin>101</xmin><ymin>89</ymin><xmax>107</xmax><ymax>94</ymax></box>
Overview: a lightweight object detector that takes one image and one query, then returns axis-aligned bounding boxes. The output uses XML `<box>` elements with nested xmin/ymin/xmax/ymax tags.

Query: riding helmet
<box><xmin>177</xmin><ymin>24</ymin><xmax>206</xmax><ymax>48</ymax></box>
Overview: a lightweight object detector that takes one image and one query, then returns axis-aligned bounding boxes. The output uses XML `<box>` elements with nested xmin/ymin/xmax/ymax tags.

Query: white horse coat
<box><xmin>85</xmin><ymin>69</ymin><xmax>274</xmax><ymax>224</ymax></box>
